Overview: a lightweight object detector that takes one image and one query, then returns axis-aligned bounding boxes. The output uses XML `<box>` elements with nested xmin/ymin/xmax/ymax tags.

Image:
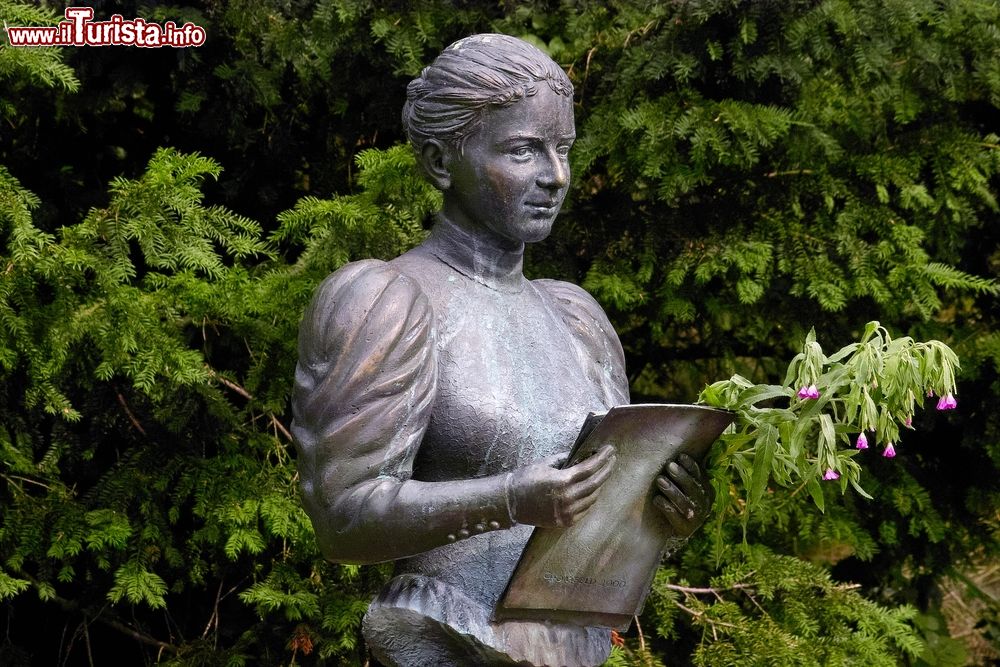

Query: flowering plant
<box><xmin>698</xmin><ymin>321</ymin><xmax>959</xmax><ymax>515</ymax></box>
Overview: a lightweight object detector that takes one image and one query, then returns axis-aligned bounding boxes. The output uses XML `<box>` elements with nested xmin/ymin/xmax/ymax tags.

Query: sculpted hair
<box><xmin>402</xmin><ymin>34</ymin><xmax>573</xmax><ymax>153</ymax></box>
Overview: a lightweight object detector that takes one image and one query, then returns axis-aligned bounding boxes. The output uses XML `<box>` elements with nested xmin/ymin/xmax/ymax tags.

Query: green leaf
<box><xmin>737</xmin><ymin>384</ymin><xmax>792</xmax><ymax>408</ymax></box>
<box><xmin>806</xmin><ymin>478</ymin><xmax>825</xmax><ymax>513</ymax></box>
<box><xmin>108</xmin><ymin>560</ymin><xmax>168</xmax><ymax>609</ymax></box>
<box><xmin>0</xmin><ymin>570</ymin><xmax>30</xmax><ymax>600</ymax></box>
<box><xmin>749</xmin><ymin>424</ymin><xmax>777</xmax><ymax>505</ymax></box>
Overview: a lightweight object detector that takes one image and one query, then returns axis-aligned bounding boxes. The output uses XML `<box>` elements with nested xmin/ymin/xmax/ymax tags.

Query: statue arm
<box><xmin>291</xmin><ymin>261</ymin><xmax>515</xmax><ymax>564</ymax></box>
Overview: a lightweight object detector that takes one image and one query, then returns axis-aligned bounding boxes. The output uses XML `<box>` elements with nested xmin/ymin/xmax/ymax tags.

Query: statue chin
<box><xmin>521</xmin><ymin>226</ymin><xmax>555</xmax><ymax>245</ymax></box>
<box><xmin>509</xmin><ymin>215</ymin><xmax>558</xmax><ymax>245</ymax></box>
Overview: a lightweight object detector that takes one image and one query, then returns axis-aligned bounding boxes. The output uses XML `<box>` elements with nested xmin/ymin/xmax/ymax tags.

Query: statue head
<box><xmin>404</xmin><ymin>34</ymin><xmax>576</xmax><ymax>245</ymax></box>
<box><xmin>402</xmin><ymin>34</ymin><xmax>574</xmax><ymax>155</ymax></box>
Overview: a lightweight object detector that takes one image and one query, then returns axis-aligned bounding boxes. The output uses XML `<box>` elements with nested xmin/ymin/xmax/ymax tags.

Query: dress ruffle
<box><xmin>364</xmin><ymin>573</ymin><xmax>611</xmax><ymax>667</ymax></box>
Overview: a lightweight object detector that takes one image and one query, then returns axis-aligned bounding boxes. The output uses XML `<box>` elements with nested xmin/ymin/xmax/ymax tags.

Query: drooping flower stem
<box><xmin>699</xmin><ymin>321</ymin><xmax>959</xmax><ymax>518</ymax></box>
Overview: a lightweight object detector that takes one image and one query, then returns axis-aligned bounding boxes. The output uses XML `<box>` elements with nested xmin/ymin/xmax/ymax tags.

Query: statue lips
<box><xmin>525</xmin><ymin>199</ymin><xmax>562</xmax><ymax>218</ymax></box>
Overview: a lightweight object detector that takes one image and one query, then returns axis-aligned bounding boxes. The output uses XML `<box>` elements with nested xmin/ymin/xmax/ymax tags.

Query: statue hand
<box><xmin>653</xmin><ymin>453</ymin><xmax>713</xmax><ymax>539</ymax></box>
<box><xmin>508</xmin><ymin>445</ymin><xmax>616</xmax><ymax>528</ymax></box>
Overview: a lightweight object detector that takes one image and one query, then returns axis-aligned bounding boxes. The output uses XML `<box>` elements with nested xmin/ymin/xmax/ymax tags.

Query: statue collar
<box><xmin>426</xmin><ymin>216</ymin><xmax>527</xmax><ymax>294</ymax></box>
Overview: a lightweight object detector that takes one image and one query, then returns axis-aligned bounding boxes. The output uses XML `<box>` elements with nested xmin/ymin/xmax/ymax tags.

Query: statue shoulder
<box><xmin>291</xmin><ymin>259</ymin><xmax>439</xmax><ymax>549</ymax></box>
<box><xmin>298</xmin><ymin>259</ymin><xmax>433</xmax><ymax>357</ymax></box>
<box><xmin>294</xmin><ymin>259</ymin><xmax>437</xmax><ymax>431</ymax></box>
<box><xmin>533</xmin><ymin>279</ymin><xmax>629</xmax><ymax>403</ymax></box>
<box><xmin>534</xmin><ymin>279</ymin><xmax>605</xmax><ymax>315</ymax></box>
<box><xmin>533</xmin><ymin>278</ymin><xmax>618</xmax><ymax>343</ymax></box>
<box><xmin>307</xmin><ymin>258</ymin><xmax>429</xmax><ymax>325</ymax></box>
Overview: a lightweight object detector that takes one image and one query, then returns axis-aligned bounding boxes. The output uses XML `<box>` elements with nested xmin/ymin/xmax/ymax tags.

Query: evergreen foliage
<box><xmin>2</xmin><ymin>0</ymin><xmax>999</xmax><ymax>665</ymax></box>
<box><xmin>0</xmin><ymin>0</ymin><xmax>78</xmax><ymax>95</ymax></box>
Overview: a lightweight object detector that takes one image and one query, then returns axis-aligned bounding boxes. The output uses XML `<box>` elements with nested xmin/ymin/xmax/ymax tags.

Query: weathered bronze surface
<box><xmin>291</xmin><ymin>34</ymin><xmax>720</xmax><ymax>667</ymax></box>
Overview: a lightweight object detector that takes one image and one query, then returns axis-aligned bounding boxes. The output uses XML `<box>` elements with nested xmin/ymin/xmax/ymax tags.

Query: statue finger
<box><xmin>676</xmin><ymin>455</ymin><xmax>714</xmax><ymax>505</ymax></box>
<box><xmin>663</xmin><ymin>460</ymin><xmax>704</xmax><ymax>501</ymax></box>
<box><xmin>677</xmin><ymin>453</ymin><xmax>702</xmax><ymax>478</ymax></box>
<box><xmin>571</xmin><ymin>462</ymin><xmax>614</xmax><ymax>503</ymax></box>
<box><xmin>656</xmin><ymin>475</ymin><xmax>697</xmax><ymax>518</ymax></box>
<box><xmin>566</xmin><ymin>483</ymin><xmax>604</xmax><ymax>518</ymax></box>
<box><xmin>568</xmin><ymin>452</ymin><xmax>615</xmax><ymax>498</ymax></box>
<box><xmin>653</xmin><ymin>495</ymin><xmax>686</xmax><ymax>533</ymax></box>
<box><xmin>565</xmin><ymin>444</ymin><xmax>615</xmax><ymax>483</ymax></box>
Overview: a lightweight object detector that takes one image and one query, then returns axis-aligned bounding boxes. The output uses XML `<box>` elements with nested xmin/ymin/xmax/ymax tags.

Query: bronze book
<box><xmin>495</xmin><ymin>404</ymin><xmax>734</xmax><ymax>631</ymax></box>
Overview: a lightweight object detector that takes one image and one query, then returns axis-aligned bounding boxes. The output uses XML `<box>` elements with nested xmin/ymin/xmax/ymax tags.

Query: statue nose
<box><xmin>537</xmin><ymin>151</ymin><xmax>568</xmax><ymax>189</ymax></box>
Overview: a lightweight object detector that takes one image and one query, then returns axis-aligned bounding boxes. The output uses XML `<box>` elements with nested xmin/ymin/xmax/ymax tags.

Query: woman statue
<box><xmin>291</xmin><ymin>34</ymin><xmax>711</xmax><ymax>666</ymax></box>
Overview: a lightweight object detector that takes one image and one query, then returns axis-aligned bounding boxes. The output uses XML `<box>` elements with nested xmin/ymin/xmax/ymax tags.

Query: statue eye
<box><xmin>511</xmin><ymin>146</ymin><xmax>534</xmax><ymax>160</ymax></box>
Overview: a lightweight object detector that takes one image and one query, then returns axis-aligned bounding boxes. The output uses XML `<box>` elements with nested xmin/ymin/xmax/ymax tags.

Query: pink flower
<box><xmin>936</xmin><ymin>393</ymin><xmax>957</xmax><ymax>411</ymax></box>
<box><xmin>904</xmin><ymin>416</ymin><xmax>913</xmax><ymax>427</ymax></box>
<box><xmin>883</xmin><ymin>443</ymin><xmax>896</xmax><ymax>458</ymax></box>
<box><xmin>856</xmin><ymin>433</ymin><xmax>869</xmax><ymax>450</ymax></box>
<box><xmin>822</xmin><ymin>468</ymin><xmax>840</xmax><ymax>480</ymax></box>
<box><xmin>797</xmin><ymin>384</ymin><xmax>820</xmax><ymax>399</ymax></box>
<box><xmin>927</xmin><ymin>389</ymin><xmax>935</xmax><ymax>398</ymax></box>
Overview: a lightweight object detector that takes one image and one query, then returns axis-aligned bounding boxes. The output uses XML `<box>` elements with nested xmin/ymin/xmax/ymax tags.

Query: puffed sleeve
<box><xmin>535</xmin><ymin>279</ymin><xmax>630</xmax><ymax>407</ymax></box>
<box><xmin>292</xmin><ymin>260</ymin><xmax>516</xmax><ymax>564</ymax></box>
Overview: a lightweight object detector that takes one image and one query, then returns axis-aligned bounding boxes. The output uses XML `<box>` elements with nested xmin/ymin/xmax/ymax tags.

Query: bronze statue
<box><xmin>292</xmin><ymin>34</ymin><xmax>713</xmax><ymax>666</ymax></box>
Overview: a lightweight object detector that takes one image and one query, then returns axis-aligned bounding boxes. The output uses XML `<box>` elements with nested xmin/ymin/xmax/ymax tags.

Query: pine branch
<box><xmin>764</xmin><ymin>169</ymin><xmax>815</xmax><ymax>177</ymax></box>
<box><xmin>666</xmin><ymin>582</ymin><xmax>755</xmax><ymax>595</ymax></box>
<box><xmin>673</xmin><ymin>600</ymin><xmax>740</xmax><ymax>629</ymax></box>
<box><xmin>211</xmin><ymin>370</ymin><xmax>294</xmax><ymax>442</ymax></box>
<box><xmin>1</xmin><ymin>473</ymin><xmax>52</xmax><ymax>491</ymax></box>
<box><xmin>116</xmin><ymin>391</ymin><xmax>147</xmax><ymax>436</ymax></box>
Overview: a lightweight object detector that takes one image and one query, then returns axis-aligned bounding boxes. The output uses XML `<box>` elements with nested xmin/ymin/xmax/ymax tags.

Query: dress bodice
<box><xmin>393</xmin><ymin>247</ymin><xmax>614</xmax><ymax>481</ymax></box>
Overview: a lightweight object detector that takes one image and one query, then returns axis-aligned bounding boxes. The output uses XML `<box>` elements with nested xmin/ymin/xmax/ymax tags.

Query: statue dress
<box><xmin>291</xmin><ymin>216</ymin><xmax>630</xmax><ymax>666</ymax></box>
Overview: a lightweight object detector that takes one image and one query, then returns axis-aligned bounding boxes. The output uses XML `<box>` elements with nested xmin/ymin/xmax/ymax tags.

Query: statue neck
<box><xmin>426</xmin><ymin>215</ymin><xmax>526</xmax><ymax>293</ymax></box>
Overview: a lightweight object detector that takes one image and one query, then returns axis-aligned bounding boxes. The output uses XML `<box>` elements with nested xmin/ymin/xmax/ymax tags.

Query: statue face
<box><xmin>442</xmin><ymin>85</ymin><xmax>575</xmax><ymax>245</ymax></box>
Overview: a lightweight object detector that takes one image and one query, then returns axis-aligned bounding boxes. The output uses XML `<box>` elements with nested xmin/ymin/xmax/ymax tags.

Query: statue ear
<box><xmin>418</xmin><ymin>139</ymin><xmax>452</xmax><ymax>190</ymax></box>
